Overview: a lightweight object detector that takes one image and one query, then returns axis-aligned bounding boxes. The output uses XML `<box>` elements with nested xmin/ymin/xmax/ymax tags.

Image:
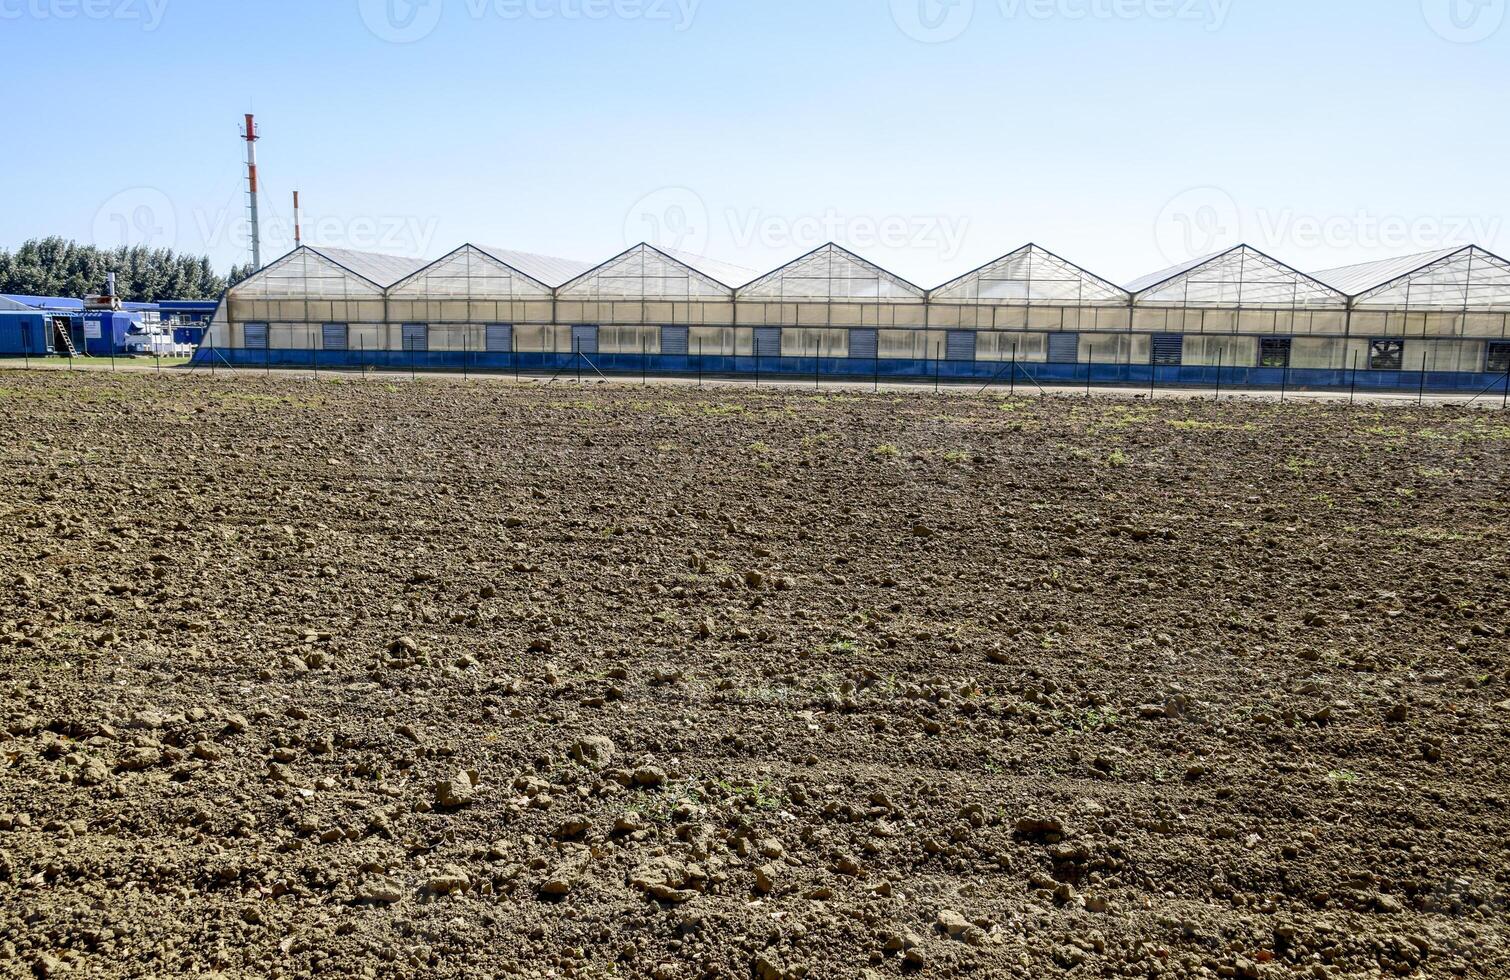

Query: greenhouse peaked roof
<box><xmin>1310</xmin><ymin>246</ymin><xmax>1470</xmax><ymax>297</ymax></box>
<box><xmin>931</xmin><ymin>244</ymin><xmax>1128</xmax><ymax>305</ymax></box>
<box><xmin>308</xmin><ymin>247</ymin><xmax>431</xmax><ymax>288</ymax></box>
<box><xmin>1126</xmin><ymin>245</ymin><xmax>1347</xmax><ymax>307</ymax></box>
<box><xmin>1124</xmin><ymin>248</ymin><xmax>1234</xmax><ymax>294</ymax></box>
<box><xmin>475</xmin><ymin>246</ymin><xmax>597</xmax><ymax>289</ymax></box>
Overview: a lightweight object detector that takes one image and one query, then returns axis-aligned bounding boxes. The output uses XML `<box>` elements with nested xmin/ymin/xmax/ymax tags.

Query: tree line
<box><xmin>0</xmin><ymin>238</ymin><xmax>253</xmax><ymax>303</ymax></box>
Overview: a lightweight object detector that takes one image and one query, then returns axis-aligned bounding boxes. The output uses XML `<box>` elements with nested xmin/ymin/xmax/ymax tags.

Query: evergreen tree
<box><xmin>0</xmin><ymin>238</ymin><xmax>238</xmax><ymax>301</ymax></box>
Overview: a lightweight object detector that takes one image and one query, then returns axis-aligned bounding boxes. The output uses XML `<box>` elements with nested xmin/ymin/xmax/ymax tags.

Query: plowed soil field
<box><xmin>1</xmin><ymin>371</ymin><xmax>1507</xmax><ymax>979</ymax></box>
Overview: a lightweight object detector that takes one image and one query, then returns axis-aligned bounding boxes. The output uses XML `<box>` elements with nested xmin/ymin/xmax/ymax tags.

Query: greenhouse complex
<box><xmin>200</xmin><ymin>241</ymin><xmax>1510</xmax><ymax>391</ymax></box>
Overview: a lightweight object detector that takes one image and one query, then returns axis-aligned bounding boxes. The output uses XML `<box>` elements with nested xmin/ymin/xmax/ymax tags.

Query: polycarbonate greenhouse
<box><xmin>201</xmin><ymin>239</ymin><xmax>1510</xmax><ymax>391</ymax></box>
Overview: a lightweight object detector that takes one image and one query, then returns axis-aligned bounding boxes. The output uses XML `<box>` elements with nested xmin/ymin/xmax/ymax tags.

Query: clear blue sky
<box><xmin>3</xmin><ymin>0</ymin><xmax>1506</xmax><ymax>286</ymax></box>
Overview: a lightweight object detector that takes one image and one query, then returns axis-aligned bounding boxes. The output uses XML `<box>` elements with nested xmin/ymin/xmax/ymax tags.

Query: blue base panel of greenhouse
<box><xmin>188</xmin><ymin>348</ymin><xmax>1510</xmax><ymax>394</ymax></box>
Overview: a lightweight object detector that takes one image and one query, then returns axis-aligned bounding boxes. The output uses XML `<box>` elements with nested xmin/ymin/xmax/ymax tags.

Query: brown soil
<box><xmin>1</xmin><ymin>371</ymin><xmax>1507</xmax><ymax>980</ymax></box>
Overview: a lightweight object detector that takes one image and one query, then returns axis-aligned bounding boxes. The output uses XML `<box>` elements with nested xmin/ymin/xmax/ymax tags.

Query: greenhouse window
<box><xmin>401</xmin><ymin>323</ymin><xmax>429</xmax><ymax>352</ymax></box>
<box><xmin>1369</xmin><ymin>339</ymin><xmax>1404</xmax><ymax>370</ymax></box>
<box><xmin>1047</xmin><ymin>332</ymin><xmax>1079</xmax><ymax>363</ymax></box>
<box><xmin>1151</xmin><ymin>334</ymin><xmax>1183</xmax><ymax>366</ymax></box>
<box><xmin>1487</xmin><ymin>341</ymin><xmax>1510</xmax><ymax>373</ymax></box>
<box><xmin>1258</xmin><ymin>337</ymin><xmax>1292</xmax><ymax>368</ymax></box>
<box><xmin>321</xmin><ymin>323</ymin><xmax>348</xmax><ymax>351</ymax></box>
<box><xmin>485</xmin><ymin>324</ymin><xmax>513</xmax><ymax>353</ymax></box>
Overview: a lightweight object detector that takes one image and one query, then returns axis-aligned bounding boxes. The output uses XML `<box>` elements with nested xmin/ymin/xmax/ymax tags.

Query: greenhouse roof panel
<box><xmin>476</xmin><ymin>246</ymin><xmax>596</xmax><ymax>288</ymax></box>
<box><xmin>736</xmin><ymin>243</ymin><xmax>926</xmax><ymax>301</ymax></box>
<box><xmin>311</xmin><ymin>247</ymin><xmax>431</xmax><ymax>288</ymax></box>
<box><xmin>557</xmin><ymin>243</ymin><xmax>736</xmax><ymax>300</ymax></box>
<box><xmin>658</xmin><ymin>247</ymin><xmax>761</xmax><ymax>289</ymax></box>
<box><xmin>1319</xmin><ymin>246</ymin><xmax>1510</xmax><ymax>309</ymax></box>
<box><xmin>1310</xmin><ymin>246</ymin><xmax>1470</xmax><ymax>296</ymax></box>
<box><xmin>931</xmin><ymin>244</ymin><xmax>1129</xmax><ymax>306</ymax></box>
<box><xmin>1128</xmin><ymin>245</ymin><xmax>1348</xmax><ymax>308</ymax></box>
<box><xmin>1124</xmin><ymin>248</ymin><xmax>1232</xmax><ymax>294</ymax></box>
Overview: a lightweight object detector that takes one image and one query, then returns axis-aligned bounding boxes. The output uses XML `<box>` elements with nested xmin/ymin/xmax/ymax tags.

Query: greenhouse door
<box><xmin>571</xmin><ymin>325</ymin><xmax>598</xmax><ymax>355</ymax></box>
<box><xmin>849</xmin><ymin>329</ymin><xmax>878</xmax><ymax>359</ymax></box>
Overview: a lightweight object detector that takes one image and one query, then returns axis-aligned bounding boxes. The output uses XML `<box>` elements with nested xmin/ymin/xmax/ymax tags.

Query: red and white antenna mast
<box><xmin>293</xmin><ymin>190</ymin><xmax>302</xmax><ymax>247</ymax></box>
<box><xmin>241</xmin><ymin>113</ymin><xmax>262</xmax><ymax>270</ymax></box>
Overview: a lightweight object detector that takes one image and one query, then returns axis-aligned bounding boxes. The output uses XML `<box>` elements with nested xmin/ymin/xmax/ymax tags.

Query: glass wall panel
<box><xmin>1291</xmin><ymin>337</ymin><xmax>1346</xmax><ymax>369</ymax></box>
<box><xmin>878</xmin><ymin>330</ymin><xmax>944</xmax><ymax>360</ymax></box>
<box><xmin>781</xmin><ymin>328</ymin><xmax>848</xmax><ymax>357</ymax></box>
<box><xmin>1185</xmin><ymin>335</ymin><xmax>1257</xmax><ymax>366</ymax></box>
<box><xmin>600</xmin><ymin>325</ymin><xmax>662</xmax><ymax>354</ymax></box>
<box><xmin>688</xmin><ymin>326</ymin><xmax>751</xmax><ymax>356</ymax></box>
<box><xmin>976</xmin><ymin>331</ymin><xmax>1048</xmax><ymax>362</ymax></box>
<box><xmin>514</xmin><ymin>325</ymin><xmax>571</xmax><ymax>352</ymax></box>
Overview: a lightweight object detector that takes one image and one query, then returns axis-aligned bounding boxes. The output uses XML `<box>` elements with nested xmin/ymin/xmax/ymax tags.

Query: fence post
<box><xmin>1087</xmin><ymin>344</ymin><xmax>1094</xmax><ymax>398</ymax></box>
<box><xmin>1215</xmin><ymin>347</ymin><xmax>1223</xmax><ymax>401</ymax></box>
<box><xmin>1280</xmin><ymin>350</ymin><xmax>1289</xmax><ymax>403</ymax></box>
<box><xmin>642</xmin><ymin>333</ymin><xmax>648</xmax><ymax>387</ymax></box>
<box><xmin>697</xmin><ymin>338</ymin><xmax>703</xmax><ymax>389</ymax></box>
<box><xmin>1149</xmin><ymin>348</ymin><xmax>1155</xmax><ymax>400</ymax></box>
<box><xmin>1349</xmin><ymin>350</ymin><xmax>1359</xmax><ymax>405</ymax></box>
<box><xmin>1502</xmin><ymin>367</ymin><xmax>1509</xmax><ymax>410</ymax></box>
<box><xmin>873</xmin><ymin>349</ymin><xmax>879</xmax><ymax>394</ymax></box>
<box><xmin>21</xmin><ymin>319</ymin><xmax>29</xmax><ymax>370</ymax></box>
<box><xmin>1009</xmin><ymin>342</ymin><xmax>1017</xmax><ymax>397</ymax></box>
<box><xmin>464</xmin><ymin>329</ymin><xmax>469</xmax><ymax>381</ymax></box>
<box><xmin>933</xmin><ymin>343</ymin><xmax>940</xmax><ymax>394</ymax></box>
<box><xmin>1417</xmin><ymin>352</ymin><xmax>1427</xmax><ymax>406</ymax></box>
